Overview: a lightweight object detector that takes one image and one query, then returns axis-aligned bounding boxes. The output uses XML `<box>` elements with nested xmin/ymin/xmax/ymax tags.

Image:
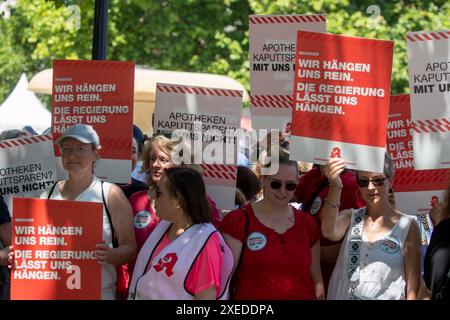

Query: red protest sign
<box><xmin>387</xmin><ymin>95</ymin><xmax>450</xmax><ymax>214</ymax></box>
<box><xmin>51</xmin><ymin>59</ymin><xmax>135</xmax><ymax>183</ymax></box>
<box><xmin>290</xmin><ymin>31</ymin><xmax>394</xmax><ymax>172</ymax></box>
<box><xmin>11</xmin><ymin>198</ymin><xmax>103</xmax><ymax>300</ymax></box>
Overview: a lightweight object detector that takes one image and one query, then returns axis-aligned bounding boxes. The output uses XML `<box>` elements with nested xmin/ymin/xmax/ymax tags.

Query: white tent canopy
<box><xmin>0</xmin><ymin>73</ymin><xmax>51</xmax><ymax>134</ymax></box>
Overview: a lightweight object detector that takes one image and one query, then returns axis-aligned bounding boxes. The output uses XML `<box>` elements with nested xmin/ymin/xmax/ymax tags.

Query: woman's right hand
<box><xmin>323</xmin><ymin>157</ymin><xmax>346</xmax><ymax>187</ymax></box>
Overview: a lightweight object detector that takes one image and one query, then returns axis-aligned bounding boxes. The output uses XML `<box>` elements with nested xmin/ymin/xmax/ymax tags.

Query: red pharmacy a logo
<box><xmin>430</xmin><ymin>196</ymin><xmax>439</xmax><ymax>208</ymax></box>
<box><xmin>330</xmin><ymin>147</ymin><xmax>341</xmax><ymax>158</ymax></box>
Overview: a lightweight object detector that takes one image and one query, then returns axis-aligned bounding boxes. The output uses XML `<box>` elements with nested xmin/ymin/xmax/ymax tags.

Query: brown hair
<box><xmin>164</xmin><ymin>167</ymin><xmax>211</xmax><ymax>224</ymax></box>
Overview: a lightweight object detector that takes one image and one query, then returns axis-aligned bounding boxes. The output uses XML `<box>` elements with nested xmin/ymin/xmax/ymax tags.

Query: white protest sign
<box><xmin>153</xmin><ymin>83</ymin><xmax>243</xmax><ymax>210</ymax></box>
<box><xmin>387</xmin><ymin>95</ymin><xmax>450</xmax><ymax>215</ymax></box>
<box><xmin>0</xmin><ymin>134</ymin><xmax>58</xmax><ymax>212</ymax></box>
<box><xmin>249</xmin><ymin>14</ymin><xmax>326</xmax><ymax>132</ymax></box>
<box><xmin>406</xmin><ymin>30</ymin><xmax>450</xmax><ymax>170</ymax></box>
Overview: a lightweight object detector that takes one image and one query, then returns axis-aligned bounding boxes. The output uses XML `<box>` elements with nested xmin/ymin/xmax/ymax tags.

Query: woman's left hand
<box><xmin>95</xmin><ymin>242</ymin><xmax>114</xmax><ymax>265</ymax></box>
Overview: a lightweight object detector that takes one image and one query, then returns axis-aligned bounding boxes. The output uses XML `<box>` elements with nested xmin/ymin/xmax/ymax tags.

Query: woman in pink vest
<box><xmin>128</xmin><ymin>167</ymin><xmax>233</xmax><ymax>299</ymax></box>
<box><xmin>124</xmin><ymin>135</ymin><xmax>222</xmax><ymax>293</ymax></box>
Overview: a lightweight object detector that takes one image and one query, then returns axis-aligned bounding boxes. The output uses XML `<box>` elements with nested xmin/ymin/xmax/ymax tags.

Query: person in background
<box><xmin>116</xmin><ymin>124</ymin><xmax>148</xmax><ymax>299</ymax></box>
<box><xmin>128</xmin><ymin>167</ymin><xmax>233</xmax><ymax>300</ymax></box>
<box><xmin>0</xmin><ymin>195</ymin><xmax>12</xmax><ymax>300</ymax></box>
<box><xmin>221</xmin><ymin>149</ymin><xmax>324</xmax><ymax>300</ymax></box>
<box><xmin>418</xmin><ymin>184</ymin><xmax>450</xmax><ymax>300</ymax></box>
<box><xmin>22</xmin><ymin>125</ymin><xmax>38</xmax><ymax>136</ymax></box>
<box><xmin>322</xmin><ymin>154</ymin><xmax>421</xmax><ymax>300</ymax></box>
<box><xmin>118</xmin><ymin>125</ymin><xmax>148</xmax><ymax>199</ymax></box>
<box><xmin>39</xmin><ymin>124</ymin><xmax>137</xmax><ymax>300</ymax></box>
<box><xmin>234</xmin><ymin>166</ymin><xmax>261</xmax><ymax>208</ymax></box>
<box><xmin>293</xmin><ymin>162</ymin><xmax>365</xmax><ymax>293</ymax></box>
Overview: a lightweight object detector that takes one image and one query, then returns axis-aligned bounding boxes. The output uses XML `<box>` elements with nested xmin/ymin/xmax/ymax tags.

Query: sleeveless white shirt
<box><xmin>328</xmin><ymin>209</ymin><xmax>415</xmax><ymax>300</ymax></box>
<box><xmin>41</xmin><ymin>176</ymin><xmax>116</xmax><ymax>300</ymax></box>
<box><xmin>128</xmin><ymin>220</ymin><xmax>233</xmax><ymax>300</ymax></box>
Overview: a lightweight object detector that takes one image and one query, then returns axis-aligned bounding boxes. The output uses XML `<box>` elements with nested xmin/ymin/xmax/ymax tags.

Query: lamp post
<box><xmin>92</xmin><ymin>0</ymin><xmax>109</xmax><ymax>60</ymax></box>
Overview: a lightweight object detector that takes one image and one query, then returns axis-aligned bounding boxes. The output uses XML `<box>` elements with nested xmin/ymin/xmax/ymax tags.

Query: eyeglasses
<box><xmin>269</xmin><ymin>180</ymin><xmax>298</xmax><ymax>191</ymax></box>
<box><xmin>356</xmin><ymin>177</ymin><xmax>387</xmax><ymax>188</ymax></box>
<box><xmin>60</xmin><ymin>146</ymin><xmax>92</xmax><ymax>156</ymax></box>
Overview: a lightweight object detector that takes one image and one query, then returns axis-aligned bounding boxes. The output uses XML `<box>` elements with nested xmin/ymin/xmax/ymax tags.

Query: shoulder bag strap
<box><xmin>47</xmin><ymin>181</ymin><xmax>60</xmax><ymax>199</ymax></box>
<box><xmin>348</xmin><ymin>207</ymin><xmax>365</xmax><ymax>300</ymax></box>
<box><xmin>101</xmin><ymin>181</ymin><xmax>118</xmax><ymax>248</ymax></box>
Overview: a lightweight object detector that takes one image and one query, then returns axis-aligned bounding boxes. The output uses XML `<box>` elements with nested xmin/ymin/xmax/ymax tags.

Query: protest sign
<box><xmin>11</xmin><ymin>197</ymin><xmax>102</xmax><ymax>300</ymax></box>
<box><xmin>387</xmin><ymin>95</ymin><xmax>450</xmax><ymax>215</ymax></box>
<box><xmin>290</xmin><ymin>31</ymin><xmax>394</xmax><ymax>172</ymax></box>
<box><xmin>0</xmin><ymin>134</ymin><xmax>57</xmax><ymax>212</ymax></box>
<box><xmin>52</xmin><ymin>59</ymin><xmax>135</xmax><ymax>183</ymax></box>
<box><xmin>249</xmin><ymin>14</ymin><xmax>326</xmax><ymax>132</ymax></box>
<box><xmin>153</xmin><ymin>83</ymin><xmax>242</xmax><ymax>210</ymax></box>
<box><xmin>406</xmin><ymin>30</ymin><xmax>450</xmax><ymax>170</ymax></box>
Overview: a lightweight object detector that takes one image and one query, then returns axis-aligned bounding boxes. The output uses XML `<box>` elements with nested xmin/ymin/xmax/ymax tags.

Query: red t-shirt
<box><xmin>295</xmin><ymin>167</ymin><xmax>365</xmax><ymax>246</ymax></box>
<box><xmin>220</xmin><ymin>204</ymin><xmax>319</xmax><ymax>300</ymax></box>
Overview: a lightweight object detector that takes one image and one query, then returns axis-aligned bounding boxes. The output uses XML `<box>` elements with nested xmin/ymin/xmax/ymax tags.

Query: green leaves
<box><xmin>1</xmin><ymin>0</ymin><xmax>450</xmax><ymax>106</ymax></box>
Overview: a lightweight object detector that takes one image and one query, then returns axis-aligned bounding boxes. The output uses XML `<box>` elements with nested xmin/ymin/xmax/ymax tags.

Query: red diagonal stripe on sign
<box><xmin>430</xmin><ymin>32</ymin><xmax>441</xmax><ymax>40</ymax></box>
<box><xmin>413</xmin><ymin>34</ymin><xmax>424</xmax><ymax>41</ymax></box>
<box><xmin>438</xmin><ymin>31</ymin><xmax>448</xmax><ymax>39</ymax></box>
<box><xmin>422</xmin><ymin>33</ymin><xmax>432</xmax><ymax>40</ymax></box>
<box><xmin>406</xmin><ymin>34</ymin><xmax>416</xmax><ymax>42</ymax></box>
<box><xmin>254</xmin><ymin>16</ymin><xmax>263</xmax><ymax>24</ymax></box>
<box><xmin>286</xmin><ymin>16</ymin><xmax>294</xmax><ymax>23</ymax></box>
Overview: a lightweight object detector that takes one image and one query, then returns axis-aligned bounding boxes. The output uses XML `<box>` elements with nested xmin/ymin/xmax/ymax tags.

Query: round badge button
<box><xmin>310</xmin><ymin>196</ymin><xmax>322</xmax><ymax>216</ymax></box>
<box><xmin>247</xmin><ymin>232</ymin><xmax>267</xmax><ymax>251</ymax></box>
<box><xmin>134</xmin><ymin>210</ymin><xmax>152</xmax><ymax>229</ymax></box>
<box><xmin>379</xmin><ymin>235</ymin><xmax>400</xmax><ymax>254</ymax></box>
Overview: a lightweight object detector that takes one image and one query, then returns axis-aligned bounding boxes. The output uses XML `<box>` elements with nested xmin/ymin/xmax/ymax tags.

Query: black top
<box><xmin>118</xmin><ymin>178</ymin><xmax>148</xmax><ymax>199</ymax></box>
<box><xmin>0</xmin><ymin>195</ymin><xmax>11</xmax><ymax>225</ymax></box>
<box><xmin>424</xmin><ymin>218</ymin><xmax>450</xmax><ymax>300</ymax></box>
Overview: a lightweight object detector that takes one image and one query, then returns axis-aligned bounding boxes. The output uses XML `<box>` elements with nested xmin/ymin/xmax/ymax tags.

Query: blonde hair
<box><xmin>141</xmin><ymin>134</ymin><xmax>200</xmax><ymax>186</ymax></box>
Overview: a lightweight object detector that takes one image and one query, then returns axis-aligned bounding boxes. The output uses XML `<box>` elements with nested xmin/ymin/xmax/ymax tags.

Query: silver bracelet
<box><xmin>325</xmin><ymin>198</ymin><xmax>341</xmax><ymax>209</ymax></box>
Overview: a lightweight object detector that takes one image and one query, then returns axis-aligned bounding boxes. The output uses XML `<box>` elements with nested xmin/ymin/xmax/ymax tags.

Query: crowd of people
<box><xmin>0</xmin><ymin>123</ymin><xmax>449</xmax><ymax>301</ymax></box>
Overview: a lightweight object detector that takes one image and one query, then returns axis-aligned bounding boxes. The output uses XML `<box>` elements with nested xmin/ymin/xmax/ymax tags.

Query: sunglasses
<box><xmin>356</xmin><ymin>177</ymin><xmax>387</xmax><ymax>188</ymax></box>
<box><xmin>270</xmin><ymin>180</ymin><xmax>298</xmax><ymax>191</ymax></box>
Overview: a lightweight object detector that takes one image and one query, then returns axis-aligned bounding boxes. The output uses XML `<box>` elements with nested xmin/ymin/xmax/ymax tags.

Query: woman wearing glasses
<box><xmin>220</xmin><ymin>150</ymin><xmax>324</xmax><ymax>300</ymax></box>
<box><xmin>128</xmin><ymin>167</ymin><xmax>233</xmax><ymax>300</ymax></box>
<box><xmin>321</xmin><ymin>154</ymin><xmax>421</xmax><ymax>300</ymax></box>
<box><xmin>41</xmin><ymin>124</ymin><xmax>137</xmax><ymax>300</ymax></box>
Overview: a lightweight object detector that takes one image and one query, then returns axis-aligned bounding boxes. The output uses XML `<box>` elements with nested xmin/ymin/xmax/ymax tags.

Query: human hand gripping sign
<box><xmin>323</xmin><ymin>157</ymin><xmax>346</xmax><ymax>189</ymax></box>
<box><xmin>94</xmin><ymin>242</ymin><xmax>114</xmax><ymax>265</ymax></box>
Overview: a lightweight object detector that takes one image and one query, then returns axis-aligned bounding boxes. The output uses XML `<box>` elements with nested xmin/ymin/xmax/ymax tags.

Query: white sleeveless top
<box><xmin>327</xmin><ymin>209</ymin><xmax>414</xmax><ymax>300</ymax></box>
<box><xmin>128</xmin><ymin>220</ymin><xmax>233</xmax><ymax>300</ymax></box>
<box><xmin>41</xmin><ymin>176</ymin><xmax>116</xmax><ymax>300</ymax></box>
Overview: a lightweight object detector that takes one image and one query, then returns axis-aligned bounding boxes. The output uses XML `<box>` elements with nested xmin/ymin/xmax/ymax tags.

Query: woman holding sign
<box><xmin>321</xmin><ymin>154</ymin><xmax>421</xmax><ymax>300</ymax></box>
<box><xmin>220</xmin><ymin>149</ymin><xmax>324</xmax><ymax>300</ymax></box>
<box><xmin>41</xmin><ymin>124</ymin><xmax>137</xmax><ymax>300</ymax></box>
<box><xmin>128</xmin><ymin>167</ymin><xmax>233</xmax><ymax>300</ymax></box>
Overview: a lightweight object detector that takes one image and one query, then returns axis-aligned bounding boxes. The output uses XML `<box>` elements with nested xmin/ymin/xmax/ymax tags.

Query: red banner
<box><xmin>290</xmin><ymin>31</ymin><xmax>393</xmax><ymax>172</ymax></box>
<box><xmin>11</xmin><ymin>198</ymin><xmax>102</xmax><ymax>300</ymax></box>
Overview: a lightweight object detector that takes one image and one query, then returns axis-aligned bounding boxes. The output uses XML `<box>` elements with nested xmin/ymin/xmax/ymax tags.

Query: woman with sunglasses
<box><xmin>321</xmin><ymin>154</ymin><xmax>421</xmax><ymax>300</ymax></box>
<box><xmin>128</xmin><ymin>167</ymin><xmax>233</xmax><ymax>300</ymax></box>
<box><xmin>220</xmin><ymin>150</ymin><xmax>324</xmax><ymax>300</ymax></box>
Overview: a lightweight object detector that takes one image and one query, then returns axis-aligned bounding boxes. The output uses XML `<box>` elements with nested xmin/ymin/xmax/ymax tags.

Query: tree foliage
<box><xmin>0</xmin><ymin>0</ymin><xmax>449</xmax><ymax>106</ymax></box>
